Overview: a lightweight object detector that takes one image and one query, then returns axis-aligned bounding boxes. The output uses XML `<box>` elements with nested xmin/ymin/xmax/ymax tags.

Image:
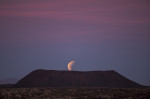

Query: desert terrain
<box><xmin>0</xmin><ymin>87</ymin><xmax>150</xmax><ymax>99</ymax></box>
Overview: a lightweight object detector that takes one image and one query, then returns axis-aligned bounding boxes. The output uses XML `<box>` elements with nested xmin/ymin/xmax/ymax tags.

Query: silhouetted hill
<box><xmin>15</xmin><ymin>69</ymin><xmax>143</xmax><ymax>88</ymax></box>
<box><xmin>0</xmin><ymin>84</ymin><xmax>14</xmax><ymax>88</ymax></box>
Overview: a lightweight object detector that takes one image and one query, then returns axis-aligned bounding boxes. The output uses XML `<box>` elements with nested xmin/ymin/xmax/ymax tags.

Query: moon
<box><xmin>68</xmin><ymin>61</ymin><xmax>75</xmax><ymax>71</ymax></box>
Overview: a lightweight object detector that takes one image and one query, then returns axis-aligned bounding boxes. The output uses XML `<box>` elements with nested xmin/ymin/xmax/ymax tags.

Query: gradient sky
<box><xmin>0</xmin><ymin>0</ymin><xmax>150</xmax><ymax>86</ymax></box>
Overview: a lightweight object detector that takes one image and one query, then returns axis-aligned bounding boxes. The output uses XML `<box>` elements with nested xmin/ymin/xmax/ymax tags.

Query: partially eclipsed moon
<box><xmin>68</xmin><ymin>61</ymin><xmax>75</xmax><ymax>71</ymax></box>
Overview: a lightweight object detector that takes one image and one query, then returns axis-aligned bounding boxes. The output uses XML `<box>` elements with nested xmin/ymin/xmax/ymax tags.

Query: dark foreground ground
<box><xmin>0</xmin><ymin>87</ymin><xmax>150</xmax><ymax>99</ymax></box>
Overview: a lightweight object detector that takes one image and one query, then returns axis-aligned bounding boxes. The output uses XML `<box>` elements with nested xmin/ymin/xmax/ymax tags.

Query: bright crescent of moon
<box><xmin>68</xmin><ymin>61</ymin><xmax>75</xmax><ymax>71</ymax></box>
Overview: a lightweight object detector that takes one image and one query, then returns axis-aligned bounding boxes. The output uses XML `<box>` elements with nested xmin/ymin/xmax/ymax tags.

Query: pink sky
<box><xmin>0</xmin><ymin>0</ymin><xmax>150</xmax><ymax>44</ymax></box>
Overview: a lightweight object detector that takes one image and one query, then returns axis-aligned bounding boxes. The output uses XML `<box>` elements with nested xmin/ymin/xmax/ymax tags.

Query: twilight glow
<box><xmin>0</xmin><ymin>0</ymin><xmax>150</xmax><ymax>86</ymax></box>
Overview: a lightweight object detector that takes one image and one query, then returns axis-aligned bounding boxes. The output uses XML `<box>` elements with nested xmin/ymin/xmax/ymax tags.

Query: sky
<box><xmin>0</xmin><ymin>0</ymin><xmax>150</xmax><ymax>86</ymax></box>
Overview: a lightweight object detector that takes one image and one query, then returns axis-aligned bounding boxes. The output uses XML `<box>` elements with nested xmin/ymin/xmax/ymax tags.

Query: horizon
<box><xmin>0</xmin><ymin>0</ymin><xmax>150</xmax><ymax>86</ymax></box>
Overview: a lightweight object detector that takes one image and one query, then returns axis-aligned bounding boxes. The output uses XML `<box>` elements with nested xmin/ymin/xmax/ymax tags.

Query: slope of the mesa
<box><xmin>15</xmin><ymin>69</ymin><xmax>143</xmax><ymax>88</ymax></box>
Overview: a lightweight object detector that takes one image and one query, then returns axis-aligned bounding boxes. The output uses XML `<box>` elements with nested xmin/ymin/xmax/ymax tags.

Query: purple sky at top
<box><xmin>0</xmin><ymin>0</ymin><xmax>150</xmax><ymax>85</ymax></box>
